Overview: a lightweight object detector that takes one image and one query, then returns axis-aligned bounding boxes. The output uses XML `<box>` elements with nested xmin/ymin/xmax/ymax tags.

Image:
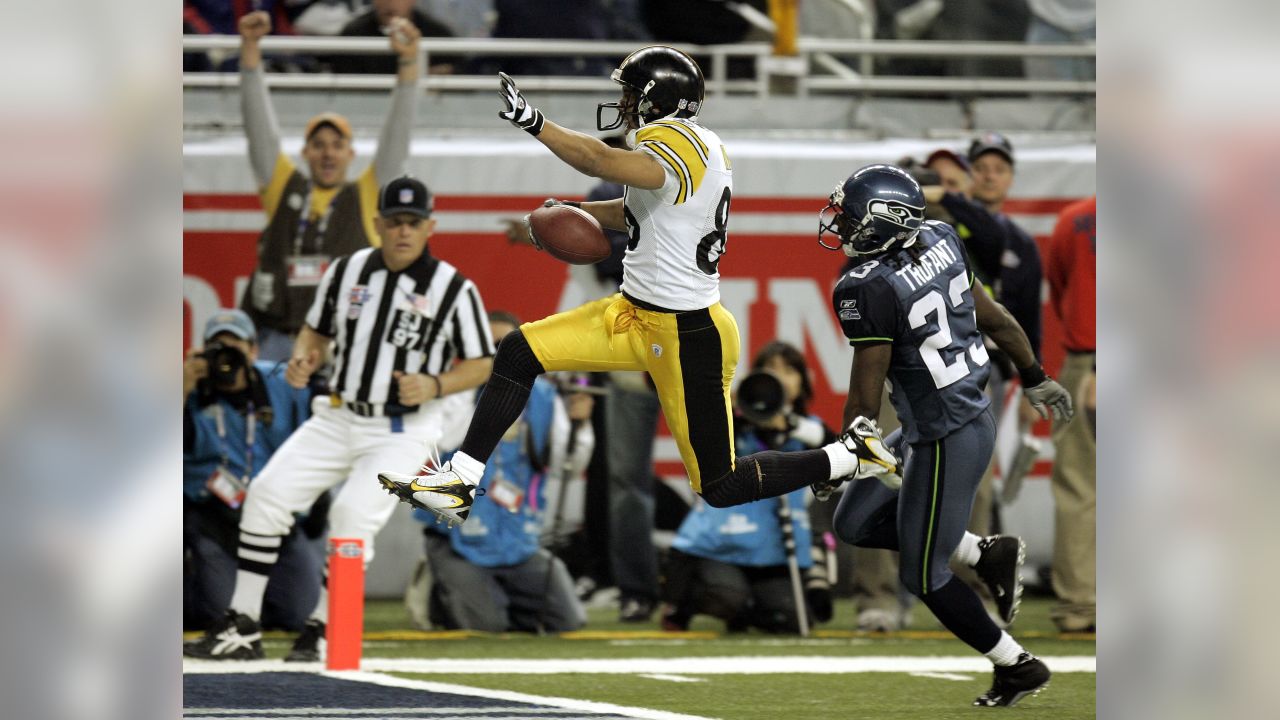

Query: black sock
<box><xmin>458</xmin><ymin>330</ymin><xmax>544</xmax><ymax>462</ymax></box>
<box><xmin>919</xmin><ymin>575</ymin><xmax>1002</xmax><ymax>653</ymax></box>
<box><xmin>700</xmin><ymin>449</ymin><xmax>830</xmax><ymax>508</ymax></box>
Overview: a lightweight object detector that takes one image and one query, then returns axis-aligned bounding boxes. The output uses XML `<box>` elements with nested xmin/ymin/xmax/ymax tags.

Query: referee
<box><xmin>184</xmin><ymin>175</ymin><xmax>495</xmax><ymax>661</ymax></box>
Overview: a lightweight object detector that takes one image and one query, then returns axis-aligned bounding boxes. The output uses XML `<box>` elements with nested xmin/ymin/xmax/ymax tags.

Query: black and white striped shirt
<box><xmin>306</xmin><ymin>247</ymin><xmax>494</xmax><ymax>405</ymax></box>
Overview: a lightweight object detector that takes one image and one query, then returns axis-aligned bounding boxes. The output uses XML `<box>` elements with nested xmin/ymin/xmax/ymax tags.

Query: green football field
<box><xmin>232</xmin><ymin>595</ymin><xmax>1096</xmax><ymax>719</ymax></box>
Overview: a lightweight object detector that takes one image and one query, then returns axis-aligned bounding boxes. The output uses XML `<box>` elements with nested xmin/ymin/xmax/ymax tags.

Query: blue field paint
<box><xmin>183</xmin><ymin>672</ymin><xmax>640</xmax><ymax>719</ymax></box>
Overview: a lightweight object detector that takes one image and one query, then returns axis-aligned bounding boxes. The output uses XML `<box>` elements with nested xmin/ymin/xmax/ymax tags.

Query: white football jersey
<box><xmin>621</xmin><ymin>118</ymin><xmax>733</xmax><ymax>311</ymax></box>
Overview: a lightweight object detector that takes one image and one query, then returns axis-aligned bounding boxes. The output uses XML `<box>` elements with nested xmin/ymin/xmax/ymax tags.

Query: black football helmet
<box><xmin>597</xmin><ymin>46</ymin><xmax>705</xmax><ymax>131</ymax></box>
<box><xmin>818</xmin><ymin>164</ymin><xmax>926</xmax><ymax>257</ymax></box>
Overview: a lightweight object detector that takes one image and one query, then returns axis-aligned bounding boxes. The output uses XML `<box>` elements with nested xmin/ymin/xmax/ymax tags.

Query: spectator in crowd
<box><xmin>293</xmin><ymin>0</ymin><xmax>362</xmax><ymax>37</ymax></box>
<box><xmin>966</xmin><ymin>133</ymin><xmax>1044</xmax><ymax>363</ymax></box>
<box><xmin>921</xmin><ymin>149</ymin><xmax>1009</xmax><ymax>291</ymax></box>
<box><xmin>418</xmin><ymin>0</ymin><xmax>496</xmax><ymax>37</ymax></box>
<box><xmin>235</xmin><ymin>10</ymin><xmax>422</xmax><ymax>361</ymax></box>
<box><xmin>643</xmin><ymin>0</ymin><xmax>765</xmax><ymax>79</ymax></box>
<box><xmin>474</xmin><ymin>0</ymin><xmax>611</xmax><ymax>76</ymax></box>
<box><xmin>1025</xmin><ymin>0</ymin><xmax>1096</xmax><ymax>80</ymax></box>
<box><xmin>331</xmin><ymin>0</ymin><xmax>457</xmax><ymax>74</ymax></box>
<box><xmin>183</xmin><ymin>309</ymin><xmax>321</xmax><ymax>632</ymax></box>
<box><xmin>415</xmin><ymin>311</ymin><xmax>592</xmax><ymax>633</ymax></box>
<box><xmin>873</xmin><ymin>0</ymin><xmax>1028</xmax><ymax>77</ymax></box>
<box><xmin>185</xmin><ymin>1</ymin><xmax>314</xmax><ymax>71</ymax></box>
<box><xmin>184</xmin><ymin>175</ymin><xmax>495</xmax><ymax>661</ymax></box>
<box><xmin>1043</xmin><ymin>195</ymin><xmax>1096</xmax><ymax>632</ymax></box>
<box><xmin>661</xmin><ymin>342</ymin><xmax>834</xmax><ymax>634</ymax></box>
<box><xmin>501</xmin><ymin>138</ymin><xmax>664</xmax><ymax>624</ymax></box>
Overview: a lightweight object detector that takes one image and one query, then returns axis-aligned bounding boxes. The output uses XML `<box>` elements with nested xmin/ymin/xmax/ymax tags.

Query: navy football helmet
<box><xmin>818</xmin><ymin>164</ymin><xmax>927</xmax><ymax>257</ymax></box>
<box><xmin>597</xmin><ymin>46</ymin><xmax>705</xmax><ymax>131</ymax></box>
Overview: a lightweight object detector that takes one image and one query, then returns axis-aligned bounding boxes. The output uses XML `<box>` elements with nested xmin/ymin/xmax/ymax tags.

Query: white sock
<box><xmin>951</xmin><ymin>532</ymin><xmax>982</xmax><ymax>567</ymax></box>
<box><xmin>310</xmin><ymin>585</ymin><xmax>329</xmax><ymax>624</ymax></box>
<box><xmin>449</xmin><ymin>451</ymin><xmax>486</xmax><ymax>486</ymax></box>
<box><xmin>229</xmin><ymin>569</ymin><xmax>269</xmax><ymax>621</ymax></box>
<box><xmin>985</xmin><ymin>631</ymin><xmax>1026</xmax><ymax>666</ymax></box>
<box><xmin>822</xmin><ymin>442</ymin><xmax>860</xmax><ymax>480</ymax></box>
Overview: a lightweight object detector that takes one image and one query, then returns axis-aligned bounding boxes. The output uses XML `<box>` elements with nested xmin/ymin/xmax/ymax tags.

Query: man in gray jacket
<box><xmin>236</xmin><ymin>9</ymin><xmax>422</xmax><ymax>360</ymax></box>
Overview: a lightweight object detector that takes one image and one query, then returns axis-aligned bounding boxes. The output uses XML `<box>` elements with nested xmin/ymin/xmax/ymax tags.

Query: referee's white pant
<box><xmin>240</xmin><ymin>399</ymin><xmax>454</xmax><ymax>565</ymax></box>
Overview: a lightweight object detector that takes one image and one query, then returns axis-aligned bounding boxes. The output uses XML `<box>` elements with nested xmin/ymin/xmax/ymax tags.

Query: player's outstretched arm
<box><xmin>496</xmin><ymin>73</ymin><xmax>665</xmax><ymax>189</ymax></box>
<box><xmin>842</xmin><ymin>343</ymin><xmax>892</xmax><ymax>427</ymax></box>
<box><xmin>972</xmin><ymin>280</ymin><xmax>1074</xmax><ymax>421</ymax></box>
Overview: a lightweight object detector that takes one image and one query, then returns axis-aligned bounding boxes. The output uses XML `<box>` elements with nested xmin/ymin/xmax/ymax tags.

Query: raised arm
<box><xmin>371</xmin><ymin>18</ymin><xmax>422</xmax><ymax>184</ymax></box>
<box><xmin>238</xmin><ymin>11</ymin><xmax>282</xmax><ymax>189</ymax></box>
<box><xmin>495</xmin><ymin>73</ymin><xmax>666</xmax><ymax>189</ymax></box>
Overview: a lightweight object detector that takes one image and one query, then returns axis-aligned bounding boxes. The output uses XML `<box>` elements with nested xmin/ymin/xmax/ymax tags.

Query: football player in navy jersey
<box><xmin>817</xmin><ymin>165</ymin><xmax>1073</xmax><ymax>708</ymax></box>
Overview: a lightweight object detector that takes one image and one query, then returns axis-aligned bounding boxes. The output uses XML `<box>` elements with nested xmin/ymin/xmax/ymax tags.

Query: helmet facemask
<box><xmin>817</xmin><ymin>184</ymin><xmax>923</xmax><ymax>258</ymax></box>
<box><xmin>597</xmin><ymin>78</ymin><xmax>645</xmax><ymax>131</ymax></box>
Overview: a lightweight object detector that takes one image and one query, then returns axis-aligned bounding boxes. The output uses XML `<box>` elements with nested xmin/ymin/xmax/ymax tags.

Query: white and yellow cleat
<box><xmin>378</xmin><ymin>460</ymin><xmax>480</xmax><ymax>527</ymax></box>
<box><xmin>840</xmin><ymin>416</ymin><xmax>903</xmax><ymax>489</ymax></box>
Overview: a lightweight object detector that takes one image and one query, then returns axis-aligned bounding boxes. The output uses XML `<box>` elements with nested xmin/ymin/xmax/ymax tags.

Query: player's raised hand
<box><xmin>393</xmin><ymin>371</ymin><xmax>437</xmax><ymax>406</ymax></box>
<box><xmin>238</xmin><ymin>10</ymin><xmax>271</xmax><ymax>41</ymax></box>
<box><xmin>1023</xmin><ymin>376</ymin><xmax>1074</xmax><ymax>422</ymax></box>
<box><xmin>497</xmin><ymin>72</ymin><xmax>545</xmax><ymax>136</ymax></box>
<box><xmin>286</xmin><ymin>349</ymin><xmax>320</xmax><ymax>389</ymax></box>
<box><xmin>388</xmin><ymin>17</ymin><xmax>420</xmax><ymax>59</ymax></box>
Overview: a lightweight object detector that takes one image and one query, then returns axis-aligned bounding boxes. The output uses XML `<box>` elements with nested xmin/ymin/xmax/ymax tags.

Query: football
<box><xmin>528</xmin><ymin>204</ymin><xmax>610</xmax><ymax>265</ymax></box>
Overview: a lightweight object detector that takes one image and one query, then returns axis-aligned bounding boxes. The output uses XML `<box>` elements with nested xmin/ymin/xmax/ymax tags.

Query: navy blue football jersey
<box><xmin>832</xmin><ymin>221</ymin><xmax>991</xmax><ymax>443</ymax></box>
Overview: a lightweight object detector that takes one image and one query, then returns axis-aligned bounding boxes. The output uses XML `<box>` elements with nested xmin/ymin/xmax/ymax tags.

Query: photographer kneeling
<box><xmin>661</xmin><ymin>342</ymin><xmax>836</xmax><ymax>634</ymax></box>
<box><xmin>184</xmin><ymin>309</ymin><xmax>322</xmax><ymax>632</ymax></box>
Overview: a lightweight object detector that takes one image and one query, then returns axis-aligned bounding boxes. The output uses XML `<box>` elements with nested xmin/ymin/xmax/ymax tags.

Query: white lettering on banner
<box><xmin>718</xmin><ymin>279</ymin><xmax>757</xmax><ymax>381</ymax></box>
<box><xmin>768</xmin><ymin>279</ymin><xmax>851</xmax><ymax>394</ymax></box>
<box><xmin>184</xmin><ymin>275</ymin><xmax>222</xmax><ymax>347</ymax></box>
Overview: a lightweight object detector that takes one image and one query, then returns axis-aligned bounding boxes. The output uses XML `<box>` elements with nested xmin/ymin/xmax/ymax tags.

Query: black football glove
<box><xmin>497</xmin><ymin>72</ymin><xmax>545</xmax><ymax>136</ymax></box>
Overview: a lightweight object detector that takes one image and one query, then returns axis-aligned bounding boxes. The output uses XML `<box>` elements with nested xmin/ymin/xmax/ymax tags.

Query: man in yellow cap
<box><xmin>236</xmin><ymin>9</ymin><xmax>423</xmax><ymax>360</ymax></box>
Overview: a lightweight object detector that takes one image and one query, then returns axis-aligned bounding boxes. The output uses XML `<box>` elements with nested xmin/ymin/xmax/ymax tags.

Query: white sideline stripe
<box><xmin>909</xmin><ymin>672</ymin><xmax>974</xmax><ymax>682</ymax></box>
<box><xmin>332</xmin><ymin>671</ymin><xmax>713</xmax><ymax>720</ymax></box>
<box><xmin>638</xmin><ymin>674</ymin><xmax>704</xmax><ymax>683</ymax></box>
<box><xmin>184</xmin><ymin>655</ymin><xmax>1096</xmax><ymax>675</ymax></box>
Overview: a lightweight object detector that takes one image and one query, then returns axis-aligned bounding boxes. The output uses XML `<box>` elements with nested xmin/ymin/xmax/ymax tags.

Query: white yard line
<box><xmin>184</xmin><ymin>655</ymin><xmax>1096</xmax><ymax>675</ymax></box>
<box><xmin>908</xmin><ymin>672</ymin><xmax>975</xmax><ymax>682</ymax></box>
<box><xmin>637</xmin><ymin>674</ymin><xmax>706</xmax><ymax>683</ymax></box>
<box><xmin>332</xmin><ymin>671</ymin><xmax>713</xmax><ymax>720</ymax></box>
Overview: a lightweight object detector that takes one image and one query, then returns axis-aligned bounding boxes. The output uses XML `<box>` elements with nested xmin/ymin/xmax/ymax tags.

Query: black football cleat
<box><xmin>974</xmin><ymin>653</ymin><xmax>1051</xmax><ymax>707</ymax></box>
<box><xmin>284</xmin><ymin>619</ymin><xmax>325</xmax><ymax>663</ymax></box>
<box><xmin>183</xmin><ymin>610</ymin><xmax>264</xmax><ymax>660</ymax></box>
<box><xmin>974</xmin><ymin>535</ymin><xmax>1026</xmax><ymax>625</ymax></box>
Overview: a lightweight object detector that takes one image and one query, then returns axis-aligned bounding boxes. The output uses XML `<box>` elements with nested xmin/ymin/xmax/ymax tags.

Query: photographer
<box><xmin>183</xmin><ymin>309</ymin><xmax>320</xmax><ymax>632</ymax></box>
<box><xmin>413</xmin><ymin>311</ymin><xmax>592</xmax><ymax>633</ymax></box>
<box><xmin>660</xmin><ymin>342</ymin><xmax>835</xmax><ymax>634</ymax></box>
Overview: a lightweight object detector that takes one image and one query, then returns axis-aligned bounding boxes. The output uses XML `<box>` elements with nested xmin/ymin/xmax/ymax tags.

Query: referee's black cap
<box><xmin>378</xmin><ymin>176</ymin><xmax>434</xmax><ymax>218</ymax></box>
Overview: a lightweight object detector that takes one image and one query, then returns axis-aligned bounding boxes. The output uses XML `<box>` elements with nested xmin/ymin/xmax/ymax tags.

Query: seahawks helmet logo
<box><xmin>866</xmin><ymin>198</ymin><xmax>924</xmax><ymax>228</ymax></box>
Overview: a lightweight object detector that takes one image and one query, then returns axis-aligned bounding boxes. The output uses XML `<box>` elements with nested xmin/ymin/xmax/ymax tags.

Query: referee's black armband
<box><xmin>1017</xmin><ymin>363</ymin><xmax>1048</xmax><ymax>388</ymax></box>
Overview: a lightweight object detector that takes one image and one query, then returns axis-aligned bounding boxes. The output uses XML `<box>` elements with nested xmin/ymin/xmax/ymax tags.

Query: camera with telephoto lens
<box><xmin>736</xmin><ymin>370</ymin><xmax>786</xmax><ymax>426</ymax></box>
<box><xmin>200</xmin><ymin>341</ymin><xmax>248</xmax><ymax>390</ymax></box>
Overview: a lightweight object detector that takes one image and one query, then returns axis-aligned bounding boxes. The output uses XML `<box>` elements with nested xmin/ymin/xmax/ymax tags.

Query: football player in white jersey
<box><xmin>380</xmin><ymin>46</ymin><xmax>896</xmax><ymax>526</ymax></box>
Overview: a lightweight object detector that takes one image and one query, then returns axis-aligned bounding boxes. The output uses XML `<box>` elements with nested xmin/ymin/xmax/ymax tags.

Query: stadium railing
<box><xmin>180</xmin><ymin>37</ymin><xmax>1096</xmax><ymax>97</ymax></box>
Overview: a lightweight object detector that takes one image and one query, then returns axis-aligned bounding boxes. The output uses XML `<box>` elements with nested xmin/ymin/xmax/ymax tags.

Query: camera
<box><xmin>200</xmin><ymin>341</ymin><xmax>248</xmax><ymax>389</ymax></box>
<box><xmin>735</xmin><ymin>371</ymin><xmax>786</xmax><ymax>426</ymax></box>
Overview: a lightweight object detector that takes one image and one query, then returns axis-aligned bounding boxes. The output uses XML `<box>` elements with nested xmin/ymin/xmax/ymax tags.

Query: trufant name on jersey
<box><xmin>894</xmin><ymin>239</ymin><xmax>960</xmax><ymax>292</ymax></box>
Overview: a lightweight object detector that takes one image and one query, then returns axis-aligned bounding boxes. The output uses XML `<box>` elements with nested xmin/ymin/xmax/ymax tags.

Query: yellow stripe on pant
<box><xmin>521</xmin><ymin>294</ymin><xmax>739</xmax><ymax>493</ymax></box>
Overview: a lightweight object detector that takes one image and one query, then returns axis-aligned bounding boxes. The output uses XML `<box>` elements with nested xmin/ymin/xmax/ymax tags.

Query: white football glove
<box><xmin>497</xmin><ymin>72</ymin><xmax>545</xmax><ymax>135</ymax></box>
<box><xmin>1024</xmin><ymin>377</ymin><xmax>1074</xmax><ymax>421</ymax></box>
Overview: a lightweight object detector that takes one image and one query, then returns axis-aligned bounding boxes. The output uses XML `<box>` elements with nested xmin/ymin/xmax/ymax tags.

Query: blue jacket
<box><xmin>672</xmin><ymin>428</ymin><xmax>813</xmax><ymax>568</ymax></box>
<box><xmin>183</xmin><ymin>361</ymin><xmax>310</xmax><ymax>502</ymax></box>
<box><xmin>417</xmin><ymin>379</ymin><xmax>558</xmax><ymax>568</ymax></box>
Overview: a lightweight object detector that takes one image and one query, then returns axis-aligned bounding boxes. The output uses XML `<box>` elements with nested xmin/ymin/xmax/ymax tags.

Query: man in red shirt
<box><xmin>1043</xmin><ymin>195</ymin><xmax>1096</xmax><ymax>632</ymax></box>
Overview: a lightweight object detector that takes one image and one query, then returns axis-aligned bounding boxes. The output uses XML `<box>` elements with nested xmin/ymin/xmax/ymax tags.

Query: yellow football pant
<box><xmin>522</xmin><ymin>293</ymin><xmax>740</xmax><ymax>493</ymax></box>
